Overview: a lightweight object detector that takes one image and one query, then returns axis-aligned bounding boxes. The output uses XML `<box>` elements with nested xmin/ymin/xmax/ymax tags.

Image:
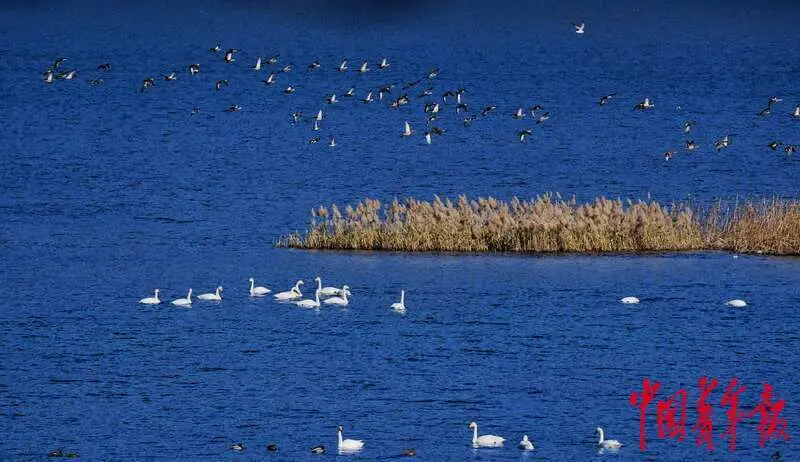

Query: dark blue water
<box><xmin>1</xmin><ymin>0</ymin><xmax>799</xmax><ymax>459</ymax></box>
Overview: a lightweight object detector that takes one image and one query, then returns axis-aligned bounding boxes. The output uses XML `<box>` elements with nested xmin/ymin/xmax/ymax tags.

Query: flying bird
<box><xmin>573</xmin><ymin>21</ymin><xmax>586</xmax><ymax>34</ymax></box>
<box><xmin>599</xmin><ymin>94</ymin><xmax>615</xmax><ymax>106</ymax></box>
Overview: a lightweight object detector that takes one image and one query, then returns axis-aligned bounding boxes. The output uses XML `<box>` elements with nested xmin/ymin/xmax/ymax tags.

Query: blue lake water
<box><xmin>1</xmin><ymin>0</ymin><xmax>800</xmax><ymax>459</ymax></box>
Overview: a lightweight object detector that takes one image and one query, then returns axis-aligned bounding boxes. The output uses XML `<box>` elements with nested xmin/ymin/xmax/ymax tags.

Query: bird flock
<box><xmin>39</xmin><ymin>21</ymin><xmax>800</xmax><ymax>156</ymax></box>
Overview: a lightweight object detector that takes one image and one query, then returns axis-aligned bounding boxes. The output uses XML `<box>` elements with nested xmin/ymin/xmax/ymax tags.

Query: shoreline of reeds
<box><xmin>277</xmin><ymin>194</ymin><xmax>800</xmax><ymax>256</ymax></box>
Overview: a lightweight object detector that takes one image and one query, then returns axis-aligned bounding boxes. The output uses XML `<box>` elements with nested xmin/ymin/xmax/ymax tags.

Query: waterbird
<box><xmin>323</xmin><ymin>286</ymin><xmax>350</xmax><ymax>305</ymax></box>
<box><xmin>391</xmin><ymin>290</ymin><xmax>406</xmax><ymax>312</ymax></box>
<box><xmin>97</xmin><ymin>63</ymin><xmax>111</xmax><ymax>71</ymax></box>
<box><xmin>686</xmin><ymin>140</ymin><xmax>699</xmax><ymax>151</ymax></box>
<box><xmin>326</xmin><ymin>93</ymin><xmax>337</xmax><ymax>104</ymax></box>
<box><xmin>378</xmin><ymin>57</ymin><xmax>390</xmax><ymax>69</ymax></box>
<box><xmin>726</xmin><ymin>299</ymin><xmax>747</xmax><ymax>308</ymax></box>
<box><xmin>253</xmin><ymin>57</ymin><xmax>262</xmax><ymax>71</ymax></box>
<box><xmin>357</xmin><ymin>60</ymin><xmax>369</xmax><ymax>74</ymax></box>
<box><xmin>360</xmin><ymin>91</ymin><xmax>374</xmax><ymax>104</ymax></box>
<box><xmin>223</xmin><ymin>48</ymin><xmax>238</xmax><ymax>63</ymax></box>
<box><xmin>43</xmin><ymin>69</ymin><xmax>54</xmax><ymax>83</ymax></box>
<box><xmin>463</xmin><ymin>115</ymin><xmax>475</xmax><ymax>127</ymax></box>
<box><xmin>402</xmin><ymin>121</ymin><xmax>413</xmax><ymax>137</ymax></box>
<box><xmin>424</xmin><ymin>102</ymin><xmax>440</xmax><ymax>113</ymax></box>
<box><xmin>230</xmin><ymin>443</ymin><xmax>245</xmax><ymax>451</ymax></box>
<box><xmin>599</xmin><ymin>94</ymin><xmax>615</xmax><ymax>106</ymax></box>
<box><xmin>312</xmin><ymin>119</ymin><xmax>320</xmax><ymax>131</ymax></box>
<box><xmin>714</xmin><ymin>134</ymin><xmax>732</xmax><ymax>152</ymax></box>
<box><xmin>141</xmin><ymin>77</ymin><xmax>155</xmax><ymax>92</ymax></box>
<box><xmin>291</xmin><ymin>111</ymin><xmax>302</xmax><ymax>125</ymax></box>
<box><xmin>620</xmin><ymin>296</ymin><xmax>640</xmax><ymax>304</ymax></box>
<box><xmin>400</xmin><ymin>448</ymin><xmax>416</xmax><ymax>456</ymax></box>
<box><xmin>267</xmin><ymin>54</ymin><xmax>279</xmax><ymax>64</ymax></box>
<box><xmin>328</xmin><ymin>136</ymin><xmax>336</xmax><ymax>147</ymax></box>
<box><xmin>263</xmin><ymin>72</ymin><xmax>276</xmax><ymax>85</ymax></box>
<box><xmin>284</xmin><ymin>85</ymin><xmax>296</xmax><ymax>94</ymax></box>
<box><xmin>573</xmin><ymin>21</ymin><xmax>586</xmax><ymax>34</ymax></box>
<box><xmin>344</xmin><ymin>87</ymin><xmax>355</xmax><ymax>97</ymax></box>
<box><xmin>281</xmin><ymin>63</ymin><xmax>293</xmax><ymax>73</ymax></box>
<box><xmin>519</xmin><ymin>435</ymin><xmax>534</xmax><ymax>451</ymax></box>
<box><xmin>163</xmin><ymin>71</ymin><xmax>177</xmax><ymax>81</ymax></box>
<box><xmin>596</xmin><ymin>427</ymin><xmax>622</xmax><ymax>450</ymax></box>
<box><xmin>419</xmin><ymin>87</ymin><xmax>434</xmax><ymax>98</ymax></box>
<box><xmin>215</xmin><ymin>79</ymin><xmax>228</xmax><ymax>91</ymax></box>
<box><xmin>529</xmin><ymin>104</ymin><xmax>544</xmax><ymax>116</ymax></box>
<box><xmin>249</xmin><ymin>277</ymin><xmax>271</xmax><ymax>296</ymax></box>
<box><xmin>426</xmin><ymin>114</ymin><xmax>440</xmax><ymax>124</ymax></box>
<box><xmin>171</xmin><ymin>289</ymin><xmax>192</xmax><ymax>306</ymax></box>
<box><xmin>634</xmin><ymin>97</ymin><xmax>655</xmax><ymax>110</ymax></box>
<box><xmin>307</xmin><ymin>61</ymin><xmax>321</xmax><ymax>71</ymax></box>
<box><xmin>189</xmin><ymin>63</ymin><xmax>200</xmax><ymax>75</ymax></box>
<box><xmin>759</xmin><ymin>106</ymin><xmax>771</xmax><ymax>116</ymax></box>
<box><xmin>768</xmin><ymin>96</ymin><xmax>782</xmax><ymax>106</ymax></box>
<box><xmin>309</xmin><ymin>136</ymin><xmax>320</xmax><ymax>144</ymax></box>
<box><xmin>337</xmin><ymin>425</ymin><xmax>365</xmax><ymax>452</ymax></box>
<box><xmin>197</xmin><ymin>286</ymin><xmax>223</xmax><ymax>301</ymax></box>
<box><xmin>390</xmin><ymin>94</ymin><xmax>410</xmax><ymax>108</ymax></box>
<box><xmin>58</xmin><ymin>70</ymin><xmax>77</xmax><ymax>80</ymax></box>
<box><xmin>664</xmin><ymin>151</ymin><xmax>674</xmax><ymax>161</ymax></box>
<box><xmin>683</xmin><ymin>120</ymin><xmax>695</xmax><ymax>133</ymax></box>
<box><xmin>536</xmin><ymin>112</ymin><xmax>550</xmax><ymax>124</ymax></box>
<box><xmin>468</xmin><ymin>421</ymin><xmax>504</xmax><ymax>448</ymax></box>
<box><xmin>513</xmin><ymin>107</ymin><xmax>526</xmax><ymax>119</ymax></box>
<box><xmin>518</xmin><ymin>129</ymin><xmax>533</xmax><ymax>143</ymax></box>
<box><xmin>52</xmin><ymin>57</ymin><xmax>67</xmax><ymax>70</ymax></box>
<box><xmin>191</xmin><ymin>108</ymin><xmax>200</xmax><ymax>115</ymax></box>
<box><xmin>311</xmin><ymin>445</ymin><xmax>326</xmax><ymax>454</ymax></box>
<box><xmin>423</xmin><ymin>131</ymin><xmax>432</xmax><ymax>145</ymax></box>
<box><xmin>87</xmin><ymin>79</ymin><xmax>103</xmax><ymax>85</ymax></box>
<box><xmin>209</xmin><ymin>44</ymin><xmax>222</xmax><ymax>53</ymax></box>
<box><xmin>427</xmin><ymin>68</ymin><xmax>440</xmax><ymax>79</ymax></box>
<box><xmin>793</xmin><ymin>106</ymin><xmax>800</xmax><ymax>119</ymax></box>
<box><xmin>315</xmin><ymin>109</ymin><xmax>324</xmax><ymax>121</ymax></box>
<box><xmin>338</xmin><ymin>59</ymin><xmax>348</xmax><ymax>71</ymax></box>
<box><xmin>296</xmin><ymin>277</ymin><xmax>322</xmax><ymax>308</ymax></box>
<box><xmin>403</xmin><ymin>79</ymin><xmax>421</xmax><ymax>89</ymax></box>
<box><xmin>274</xmin><ymin>280</ymin><xmax>304</xmax><ymax>300</ymax></box>
<box><xmin>456</xmin><ymin>103</ymin><xmax>468</xmax><ymax>113</ymax></box>
<box><xmin>139</xmin><ymin>289</ymin><xmax>161</xmax><ymax>305</ymax></box>
<box><xmin>785</xmin><ymin>144</ymin><xmax>797</xmax><ymax>154</ymax></box>
<box><xmin>481</xmin><ymin>104</ymin><xmax>497</xmax><ymax>116</ymax></box>
<box><xmin>267</xmin><ymin>444</ymin><xmax>278</xmax><ymax>451</ymax></box>
<box><xmin>225</xmin><ymin>104</ymin><xmax>241</xmax><ymax>112</ymax></box>
<box><xmin>768</xmin><ymin>140</ymin><xmax>782</xmax><ymax>151</ymax></box>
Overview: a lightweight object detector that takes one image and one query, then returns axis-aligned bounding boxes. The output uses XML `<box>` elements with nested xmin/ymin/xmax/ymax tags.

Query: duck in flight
<box><xmin>599</xmin><ymin>94</ymin><xmax>615</xmax><ymax>106</ymax></box>
<box><xmin>188</xmin><ymin>63</ymin><xmax>200</xmax><ymax>75</ymax></box>
<box><xmin>714</xmin><ymin>134</ymin><xmax>732</xmax><ymax>152</ymax></box>
<box><xmin>518</xmin><ymin>129</ymin><xmax>533</xmax><ymax>142</ymax></box>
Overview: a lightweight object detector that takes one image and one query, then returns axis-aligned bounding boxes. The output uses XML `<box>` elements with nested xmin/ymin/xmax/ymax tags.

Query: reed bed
<box><xmin>278</xmin><ymin>194</ymin><xmax>800</xmax><ymax>255</ymax></box>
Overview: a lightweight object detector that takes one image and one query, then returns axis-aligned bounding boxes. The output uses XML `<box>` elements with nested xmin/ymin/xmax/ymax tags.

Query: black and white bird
<box><xmin>456</xmin><ymin>103</ymin><xmax>469</xmax><ymax>113</ymax></box>
<box><xmin>281</xmin><ymin>63</ymin><xmax>293</xmax><ymax>73</ymax></box>
<box><xmin>163</xmin><ymin>71</ymin><xmax>177</xmax><ymax>81</ymax></box>
<box><xmin>463</xmin><ymin>115</ymin><xmax>476</xmax><ymax>127</ymax></box>
<box><xmin>664</xmin><ymin>151</ymin><xmax>675</xmax><ymax>161</ymax></box>
<box><xmin>427</xmin><ymin>68</ymin><xmax>440</xmax><ymax>79</ymax></box>
<box><xmin>573</xmin><ymin>21</ymin><xmax>586</xmax><ymax>34</ymax></box>
<box><xmin>338</xmin><ymin>59</ymin><xmax>348</xmax><ymax>72</ymax></box>
<box><xmin>97</xmin><ymin>63</ymin><xmax>111</xmax><ymax>71</ymax></box>
<box><xmin>209</xmin><ymin>44</ymin><xmax>222</xmax><ymax>53</ymax></box>
<box><xmin>309</xmin><ymin>136</ymin><xmax>320</xmax><ymax>144</ymax></box>
<box><xmin>536</xmin><ymin>112</ymin><xmax>550</xmax><ymax>124</ymax></box>
<box><xmin>768</xmin><ymin>140</ymin><xmax>782</xmax><ymax>151</ymax></box>
<box><xmin>418</xmin><ymin>87</ymin><xmax>434</xmax><ymax>98</ymax></box>
<box><xmin>683</xmin><ymin>120</ymin><xmax>695</xmax><ymax>133</ymax></box>
<box><xmin>793</xmin><ymin>106</ymin><xmax>800</xmax><ymax>119</ymax></box>
<box><xmin>423</xmin><ymin>131</ymin><xmax>432</xmax><ymax>145</ymax></box>
<box><xmin>326</xmin><ymin>94</ymin><xmax>338</xmax><ymax>104</ymax></box>
<box><xmin>360</xmin><ymin>91</ymin><xmax>374</xmax><ymax>104</ymax></box>
<box><xmin>223</xmin><ymin>48</ymin><xmax>238</xmax><ymax>63</ymax></box>
<box><xmin>284</xmin><ymin>85</ymin><xmax>296</xmax><ymax>94</ymax></box>
<box><xmin>253</xmin><ymin>57</ymin><xmax>262</xmax><ymax>71</ymax></box>
<box><xmin>315</xmin><ymin>109</ymin><xmax>324</xmax><ymax>122</ymax></box>
<box><xmin>784</xmin><ymin>144</ymin><xmax>797</xmax><ymax>154</ymax></box>
<box><xmin>482</xmin><ymin>104</ymin><xmax>497</xmax><ymax>116</ymax></box>
<box><xmin>403</xmin><ymin>79</ymin><xmax>421</xmax><ymax>90</ymax></box>
<box><xmin>307</xmin><ymin>61</ymin><xmax>321</xmax><ymax>71</ymax></box>
<box><xmin>310</xmin><ymin>445</ymin><xmax>326</xmax><ymax>455</ymax></box>
<box><xmin>402</xmin><ymin>121</ymin><xmax>413</xmax><ymax>137</ymax></box>
<box><xmin>518</xmin><ymin>129</ymin><xmax>533</xmax><ymax>143</ymax></box>
<box><xmin>714</xmin><ymin>135</ymin><xmax>732</xmax><ymax>152</ymax></box>
<box><xmin>262</xmin><ymin>72</ymin><xmax>276</xmax><ymax>85</ymax></box>
<box><xmin>328</xmin><ymin>136</ymin><xmax>336</xmax><ymax>147</ymax></box>
<box><xmin>291</xmin><ymin>111</ymin><xmax>302</xmax><ymax>125</ymax></box>
<box><xmin>43</xmin><ymin>69</ymin><xmax>54</xmax><ymax>83</ymax></box>
<box><xmin>759</xmin><ymin>106</ymin><xmax>771</xmax><ymax>116</ymax></box>
<box><xmin>513</xmin><ymin>107</ymin><xmax>526</xmax><ymax>119</ymax></box>
<box><xmin>188</xmin><ymin>63</ymin><xmax>200</xmax><ymax>75</ymax></box>
<box><xmin>357</xmin><ymin>61</ymin><xmax>369</xmax><ymax>74</ymax></box>
<box><xmin>230</xmin><ymin>443</ymin><xmax>245</xmax><ymax>451</ymax></box>
<box><xmin>225</xmin><ymin>104</ymin><xmax>241</xmax><ymax>112</ymax></box>
<box><xmin>377</xmin><ymin>57</ymin><xmax>390</xmax><ymax>69</ymax></box>
<box><xmin>344</xmin><ymin>87</ymin><xmax>355</xmax><ymax>97</ymax></box>
<box><xmin>215</xmin><ymin>80</ymin><xmax>229</xmax><ymax>91</ymax></box>
<box><xmin>686</xmin><ymin>140</ymin><xmax>699</xmax><ymax>151</ymax></box>
<box><xmin>141</xmin><ymin>77</ymin><xmax>155</xmax><ymax>92</ymax></box>
<box><xmin>599</xmin><ymin>94</ymin><xmax>615</xmax><ymax>106</ymax></box>
<box><xmin>267</xmin><ymin>54</ymin><xmax>279</xmax><ymax>64</ymax></box>
<box><xmin>634</xmin><ymin>98</ymin><xmax>655</xmax><ymax>110</ymax></box>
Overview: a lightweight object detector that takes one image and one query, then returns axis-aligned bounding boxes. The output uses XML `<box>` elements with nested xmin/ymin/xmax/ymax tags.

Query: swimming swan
<box><xmin>139</xmin><ymin>289</ymin><xmax>161</xmax><ymax>305</ymax></box>
<box><xmin>596</xmin><ymin>427</ymin><xmax>622</xmax><ymax>450</ymax></box>
<box><xmin>319</xmin><ymin>282</ymin><xmax>346</xmax><ymax>296</ymax></box>
<box><xmin>249</xmin><ymin>277</ymin><xmax>271</xmax><ymax>296</ymax></box>
<box><xmin>274</xmin><ymin>280</ymin><xmax>304</xmax><ymax>300</ymax></box>
<box><xmin>172</xmin><ymin>289</ymin><xmax>192</xmax><ymax>306</ymax></box>
<box><xmin>337</xmin><ymin>425</ymin><xmax>364</xmax><ymax>452</ymax></box>
<box><xmin>468</xmin><ymin>421</ymin><xmax>504</xmax><ymax>448</ymax></box>
<box><xmin>296</xmin><ymin>277</ymin><xmax>321</xmax><ymax>308</ymax></box>
<box><xmin>620</xmin><ymin>296</ymin><xmax>640</xmax><ymax>304</ymax></box>
<box><xmin>198</xmin><ymin>286</ymin><xmax>223</xmax><ymax>301</ymax></box>
<box><xmin>519</xmin><ymin>435</ymin><xmax>534</xmax><ymax>451</ymax></box>
<box><xmin>391</xmin><ymin>290</ymin><xmax>406</xmax><ymax>312</ymax></box>
<box><xmin>323</xmin><ymin>286</ymin><xmax>350</xmax><ymax>305</ymax></box>
<box><xmin>726</xmin><ymin>299</ymin><xmax>747</xmax><ymax>308</ymax></box>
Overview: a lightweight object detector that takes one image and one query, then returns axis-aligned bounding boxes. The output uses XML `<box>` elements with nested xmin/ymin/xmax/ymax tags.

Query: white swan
<box><xmin>274</xmin><ymin>280</ymin><xmax>303</xmax><ymax>300</ymax></box>
<box><xmin>391</xmin><ymin>290</ymin><xmax>406</xmax><ymax>312</ymax></box>
<box><xmin>726</xmin><ymin>299</ymin><xmax>747</xmax><ymax>308</ymax></box>
<box><xmin>620</xmin><ymin>296</ymin><xmax>640</xmax><ymax>304</ymax></box>
<box><xmin>171</xmin><ymin>289</ymin><xmax>192</xmax><ymax>307</ymax></box>
<box><xmin>323</xmin><ymin>286</ymin><xmax>350</xmax><ymax>306</ymax></box>
<box><xmin>596</xmin><ymin>427</ymin><xmax>622</xmax><ymax>450</ymax></box>
<box><xmin>198</xmin><ymin>286</ymin><xmax>223</xmax><ymax>301</ymax></box>
<box><xmin>468</xmin><ymin>422</ymin><xmax>504</xmax><ymax>448</ymax></box>
<box><xmin>337</xmin><ymin>425</ymin><xmax>364</xmax><ymax>452</ymax></box>
<box><xmin>519</xmin><ymin>435</ymin><xmax>534</xmax><ymax>451</ymax></box>
<box><xmin>139</xmin><ymin>289</ymin><xmax>161</xmax><ymax>305</ymax></box>
<box><xmin>319</xmin><ymin>282</ymin><xmax>346</xmax><ymax>297</ymax></box>
<box><xmin>296</xmin><ymin>277</ymin><xmax>321</xmax><ymax>308</ymax></box>
<box><xmin>249</xmin><ymin>277</ymin><xmax>271</xmax><ymax>296</ymax></box>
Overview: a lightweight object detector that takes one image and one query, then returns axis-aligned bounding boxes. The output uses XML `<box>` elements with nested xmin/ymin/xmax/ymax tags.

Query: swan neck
<box><xmin>401</xmin><ymin>290</ymin><xmax>404</xmax><ymax>304</ymax></box>
<box><xmin>472</xmin><ymin>424</ymin><xmax>478</xmax><ymax>443</ymax></box>
<box><xmin>598</xmin><ymin>428</ymin><xmax>604</xmax><ymax>444</ymax></box>
<box><xmin>338</xmin><ymin>429</ymin><xmax>343</xmax><ymax>446</ymax></box>
<box><xmin>250</xmin><ymin>279</ymin><xmax>254</xmax><ymax>292</ymax></box>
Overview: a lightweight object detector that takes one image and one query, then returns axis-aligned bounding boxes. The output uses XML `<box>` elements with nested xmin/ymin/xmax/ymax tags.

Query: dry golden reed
<box><xmin>278</xmin><ymin>194</ymin><xmax>800</xmax><ymax>255</ymax></box>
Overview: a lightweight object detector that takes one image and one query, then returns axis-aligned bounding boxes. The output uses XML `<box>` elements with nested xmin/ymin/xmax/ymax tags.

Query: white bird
<box><xmin>139</xmin><ymin>289</ymin><xmax>161</xmax><ymax>305</ymax></box>
<box><xmin>620</xmin><ymin>296</ymin><xmax>640</xmax><ymax>304</ymax></box>
<box><xmin>596</xmin><ymin>427</ymin><xmax>622</xmax><ymax>450</ymax></box>
<box><xmin>357</xmin><ymin>61</ymin><xmax>369</xmax><ymax>74</ymax></box>
<box><xmin>726</xmin><ymin>299</ymin><xmax>747</xmax><ymax>308</ymax></box>
<box><xmin>338</xmin><ymin>59</ymin><xmax>349</xmax><ymax>72</ymax></box>
<box><xmin>391</xmin><ymin>290</ymin><xmax>406</xmax><ymax>312</ymax></box>
<box><xmin>253</xmin><ymin>57</ymin><xmax>262</xmax><ymax>71</ymax></box>
<box><xmin>793</xmin><ymin>106</ymin><xmax>800</xmax><ymax>119</ymax></box>
<box><xmin>337</xmin><ymin>425</ymin><xmax>364</xmax><ymax>452</ymax></box>
<box><xmin>249</xmin><ymin>277</ymin><xmax>271</xmax><ymax>296</ymax></box>
<box><xmin>198</xmin><ymin>286</ymin><xmax>223</xmax><ymax>301</ymax></box>
<box><xmin>323</xmin><ymin>286</ymin><xmax>350</xmax><ymax>306</ymax></box>
<box><xmin>316</xmin><ymin>109</ymin><xmax>324</xmax><ymax>121</ymax></box>
<box><xmin>573</xmin><ymin>21</ymin><xmax>586</xmax><ymax>34</ymax></box>
<box><xmin>402</xmin><ymin>121</ymin><xmax>413</xmax><ymax>137</ymax></box>
<box><xmin>519</xmin><ymin>435</ymin><xmax>534</xmax><ymax>451</ymax></box>
<box><xmin>319</xmin><ymin>283</ymin><xmax>346</xmax><ymax>296</ymax></box>
<box><xmin>274</xmin><ymin>280</ymin><xmax>304</xmax><ymax>300</ymax></box>
<box><xmin>171</xmin><ymin>288</ymin><xmax>193</xmax><ymax>307</ymax></box>
<box><xmin>378</xmin><ymin>57</ymin><xmax>390</xmax><ymax>69</ymax></box>
<box><xmin>468</xmin><ymin>421</ymin><xmax>504</xmax><ymax>448</ymax></box>
<box><xmin>424</xmin><ymin>131</ymin><xmax>432</xmax><ymax>145</ymax></box>
<box><xmin>296</xmin><ymin>277</ymin><xmax>322</xmax><ymax>308</ymax></box>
